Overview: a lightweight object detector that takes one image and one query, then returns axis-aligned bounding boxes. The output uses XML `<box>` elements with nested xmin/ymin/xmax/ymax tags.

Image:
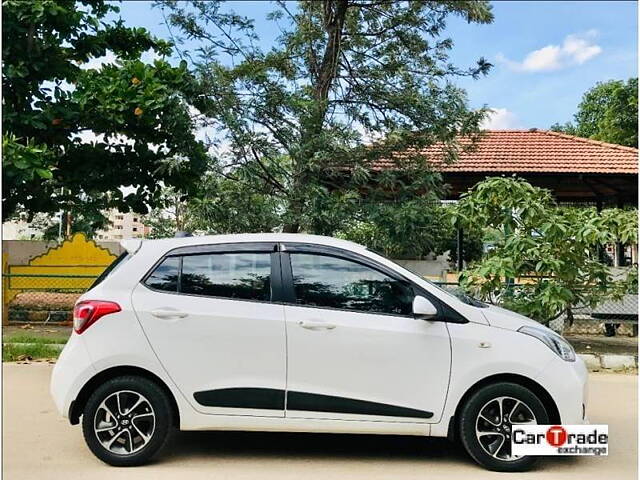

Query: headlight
<box><xmin>518</xmin><ymin>326</ymin><xmax>576</xmax><ymax>362</ymax></box>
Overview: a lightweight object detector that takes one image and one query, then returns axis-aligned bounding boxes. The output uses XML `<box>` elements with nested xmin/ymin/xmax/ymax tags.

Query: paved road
<box><xmin>3</xmin><ymin>363</ymin><xmax>637</xmax><ymax>480</ymax></box>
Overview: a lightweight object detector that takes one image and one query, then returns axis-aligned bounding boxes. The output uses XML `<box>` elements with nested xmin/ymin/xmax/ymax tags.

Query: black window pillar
<box><xmin>616</xmin><ymin>197</ymin><xmax>626</xmax><ymax>266</ymax></box>
<box><xmin>456</xmin><ymin>227</ymin><xmax>464</xmax><ymax>272</ymax></box>
<box><xmin>596</xmin><ymin>200</ymin><xmax>607</xmax><ymax>264</ymax></box>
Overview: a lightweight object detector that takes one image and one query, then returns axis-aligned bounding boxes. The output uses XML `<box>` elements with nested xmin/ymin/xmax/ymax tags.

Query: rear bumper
<box><xmin>50</xmin><ymin>334</ymin><xmax>96</xmax><ymax>418</ymax></box>
<box><xmin>537</xmin><ymin>354</ymin><xmax>589</xmax><ymax>425</ymax></box>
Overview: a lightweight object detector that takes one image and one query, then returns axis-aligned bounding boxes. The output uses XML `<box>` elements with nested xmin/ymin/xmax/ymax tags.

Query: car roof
<box><xmin>122</xmin><ymin>233</ymin><xmax>366</xmax><ymax>255</ymax></box>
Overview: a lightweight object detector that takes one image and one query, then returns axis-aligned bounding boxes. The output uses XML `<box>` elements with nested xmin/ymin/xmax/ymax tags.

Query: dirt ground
<box><xmin>3</xmin><ymin>324</ymin><xmax>72</xmax><ymax>340</ymax></box>
<box><xmin>2</xmin><ymin>363</ymin><xmax>637</xmax><ymax>480</ymax></box>
<box><xmin>566</xmin><ymin>334</ymin><xmax>638</xmax><ymax>355</ymax></box>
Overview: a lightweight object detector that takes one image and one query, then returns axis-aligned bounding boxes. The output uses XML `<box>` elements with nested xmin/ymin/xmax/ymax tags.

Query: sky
<box><xmin>110</xmin><ymin>0</ymin><xmax>637</xmax><ymax>130</ymax></box>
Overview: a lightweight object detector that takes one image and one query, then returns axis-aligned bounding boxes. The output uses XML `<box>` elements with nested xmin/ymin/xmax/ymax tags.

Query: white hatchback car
<box><xmin>51</xmin><ymin>233</ymin><xmax>588</xmax><ymax>471</ymax></box>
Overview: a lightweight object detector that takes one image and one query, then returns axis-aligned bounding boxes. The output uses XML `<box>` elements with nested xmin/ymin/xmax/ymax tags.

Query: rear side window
<box><xmin>144</xmin><ymin>252</ymin><xmax>272</xmax><ymax>301</ymax></box>
<box><xmin>181</xmin><ymin>253</ymin><xmax>271</xmax><ymax>301</ymax></box>
<box><xmin>145</xmin><ymin>257</ymin><xmax>179</xmax><ymax>292</ymax></box>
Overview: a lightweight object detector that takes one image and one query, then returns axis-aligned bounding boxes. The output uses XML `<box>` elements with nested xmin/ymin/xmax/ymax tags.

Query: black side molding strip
<box><xmin>194</xmin><ymin>388</ymin><xmax>285</xmax><ymax>411</ymax></box>
<box><xmin>193</xmin><ymin>388</ymin><xmax>433</xmax><ymax>419</ymax></box>
<box><xmin>287</xmin><ymin>391</ymin><xmax>433</xmax><ymax>419</ymax></box>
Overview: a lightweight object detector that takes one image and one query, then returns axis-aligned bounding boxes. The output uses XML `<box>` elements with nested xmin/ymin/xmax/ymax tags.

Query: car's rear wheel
<box><xmin>459</xmin><ymin>382</ymin><xmax>549</xmax><ymax>472</ymax></box>
<box><xmin>82</xmin><ymin>375</ymin><xmax>172</xmax><ymax>466</ymax></box>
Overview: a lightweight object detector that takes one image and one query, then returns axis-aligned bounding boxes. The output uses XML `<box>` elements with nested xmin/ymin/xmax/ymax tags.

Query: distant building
<box><xmin>374</xmin><ymin>129</ymin><xmax>638</xmax><ymax>269</ymax></box>
<box><xmin>95</xmin><ymin>210</ymin><xmax>149</xmax><ymax>240</ymax></box>
<box><xmin>1</xmin><ymin>218</ymin><xmax>46</xmax><ymax>240</ymax></box>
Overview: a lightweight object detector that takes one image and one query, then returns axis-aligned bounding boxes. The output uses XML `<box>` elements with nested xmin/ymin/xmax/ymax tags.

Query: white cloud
<box><xmin>497</xmin><ymin>31</ymin><xmax>602</xmax><ymax>72</ymax></box>
<box><xmin>481</xmin><ymin>108</ymin><xmax>522</xmax><ymax>130</ymax></box>
<box><xmin>140</xmin><ymin>49</ymin><xmax>162</xmax><ymax>64</ymax></box>
<box><xmin>80</xmin><ymin>51</ymin><xmax>117</xmax><ymax>70</ymax></box>
<box><xmin>72</xmin><ymin>130</ymin><xmax>134</xmax><ymax>146</ymax></box>
<box><xmin>80</xmin><ymin>49</ymin><xmax>162</xmax><ymax>70</ymax></box>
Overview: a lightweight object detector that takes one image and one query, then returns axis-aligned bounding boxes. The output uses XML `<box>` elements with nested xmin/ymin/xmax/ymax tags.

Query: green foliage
<box><xmin>2</xmin><ymin>0</ymin><xmax>207</xmax><ymax>221</ymax></box>
<box><xmin>337</xmin><ymin>201</ymin><xmax>484</xmax><ymax>261</ymax></box>
<box><xmin>144</xmin><ymin>176</ymin><xmax>282</xmax><ymax>239</ymax></box>
<box><xmin>39</xmin><ymin>210</ymin><xmax>109</xmax><ymax>240</ymax></box>
<box><xmin>552</xmin><ymin>78</ymin><xmax>638</xmax><ymax>147</ymax></box>
<box><xmin>3</xmin><ymin>133</ymin><xmax>55</xmax><ymax>187</ymax></box>
<box><xmin>159</xmin><ymin>0</ymin><xmax>494</xmax><ymax>236</ymax></box>
<box><xmin>187</xmin><ymin>173</ymin><xmax>283</xmax><ymax>234</ymax></box>
<box><xmin>337</xmin><ymin>202</ymin><xmax>451</xmax><ymax>259</ymax></box>
<box><xmin>453</xmin><ymin>177</ymin><xmax>638</xmax><ymax>323</ymax></box>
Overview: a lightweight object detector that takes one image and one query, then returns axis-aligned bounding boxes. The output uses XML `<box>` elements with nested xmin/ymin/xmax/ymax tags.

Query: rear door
<box><xmin>131</xmin><ymin>242</ymin><xmax>287</xmax><ymax>417</ymax></box>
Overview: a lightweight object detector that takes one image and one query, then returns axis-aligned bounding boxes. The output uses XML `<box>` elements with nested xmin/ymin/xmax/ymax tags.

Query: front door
<box><xmin>281</xmin><ymin>246</ymin><xmax>451</xmax><ymax>423</ymax></box>
<box><xmin>132</xmin><ymin>243</ymin><xmax>287</xmax><ymax>417</ymax></box>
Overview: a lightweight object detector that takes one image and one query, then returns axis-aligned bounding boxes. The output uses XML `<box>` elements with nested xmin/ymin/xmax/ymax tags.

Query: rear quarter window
<box><xmin>144</xmin><ymin>257</ymin><xmax>180</xmax><ymax>292</ymax></box>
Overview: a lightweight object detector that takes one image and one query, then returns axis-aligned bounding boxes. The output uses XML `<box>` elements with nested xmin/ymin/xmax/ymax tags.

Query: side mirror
<box><xmin>413</xmin><ymin>295</ymin><xmax>438</xmax><ymax>319</ymax></box>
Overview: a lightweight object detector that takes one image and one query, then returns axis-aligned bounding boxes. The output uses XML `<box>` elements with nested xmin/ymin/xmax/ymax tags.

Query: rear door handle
<box><xmin>298</xmin><ymin>320</ymin><xmax>336</xmax><ymax>330</ymax></box>
<box><xmin>151</xmin><ymin>308</ymin><xmax>188</xmax><ymax>319</ymax></box>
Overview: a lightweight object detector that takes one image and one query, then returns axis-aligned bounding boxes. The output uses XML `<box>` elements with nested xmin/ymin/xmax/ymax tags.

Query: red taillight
<box><xmin>73</xmin><ymin>300</ymin><xmax>121</xmax><ymax>334</ymax></box>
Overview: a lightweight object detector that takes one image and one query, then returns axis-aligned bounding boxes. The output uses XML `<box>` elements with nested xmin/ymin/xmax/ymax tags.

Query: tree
<box><xmin>551</xmin><ymin>78</ymin><xmax>638</xmax><ymax>147</ymax></box>
<box><xmin>452</xmin><ymin>177</ymin><xmax>638</xmax><ymax>324</ymax></box>
<box><xmin>159</xmin><ymin>0</ymin><xmax>493</xmax><ymax>235</ymax></box>
<box><xmin>2</xmin><ymin>0</ymin><xmax>208</xmax><ymax>222</ymax></box>
<box><xmin>144</xmin><ymin>175</ymin><xmax>282</xmax><ymax>238</ymax></box>
<box><xmin>336</xmin><ymin>202</ymin><xmax>484</xmax><ymax>261</ymax></box>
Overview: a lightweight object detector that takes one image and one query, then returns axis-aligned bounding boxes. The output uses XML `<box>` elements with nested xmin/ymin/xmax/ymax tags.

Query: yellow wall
<box><xmin>2</xmin><ymin>233</ymin><xmax>116</xmax><ymax>324</ymax></box>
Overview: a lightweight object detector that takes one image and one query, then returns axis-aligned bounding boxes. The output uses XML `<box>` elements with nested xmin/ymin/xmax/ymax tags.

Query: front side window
<box><xmin>290</xmin><ymin>253</ymin><xmax>414</xmax><ymax>315</ymax></box>
<box><xmin>181</xmin><ymin>253</ymin><xmax>271</xmax><ymax>301</ymax></box>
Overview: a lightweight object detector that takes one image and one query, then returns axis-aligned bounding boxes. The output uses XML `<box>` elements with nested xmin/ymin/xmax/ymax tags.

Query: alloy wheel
<box><xmin>93</xmin><ymin>390</ymin><xmax>156</xmax><ymax>455</ymax></box>
<box><xmin>475</xmin><ymin>395</ymin><xmax>537</xmax><ymax>461</ymax></box>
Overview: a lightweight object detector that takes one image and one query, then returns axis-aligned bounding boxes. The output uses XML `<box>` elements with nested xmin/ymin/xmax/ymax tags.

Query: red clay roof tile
<box><xmin>375</xmin><ymin>129</ymin><xmax>638</xmax><ymax>174</ymax></box>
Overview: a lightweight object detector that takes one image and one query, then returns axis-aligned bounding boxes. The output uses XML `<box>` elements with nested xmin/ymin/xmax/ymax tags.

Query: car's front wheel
<box><xmin>82</xmin><ymin>375</ymin><xmax>172</xmax><ymax>466</ymax></box>
<box><xmin>459</xmin><ymin>382</ymin><xmax>549</xmax><ymax>472</ymax></box>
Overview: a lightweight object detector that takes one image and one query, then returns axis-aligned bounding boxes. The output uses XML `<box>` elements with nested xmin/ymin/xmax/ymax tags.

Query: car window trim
<box><xmin>165</xmin><ymin>242</ymin><xmax>278</xmax><ymax>257</ymax></box>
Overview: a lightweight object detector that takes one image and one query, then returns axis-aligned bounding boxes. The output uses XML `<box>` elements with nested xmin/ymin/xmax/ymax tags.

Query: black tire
<box><xmin>82</xmin><ymin>375</ymin><xmax>173</xmax><ymax>466</ymax></box>
<box><xmin>458</xmin><ymin>382</ymin><xmax>549</xmax><ymax>472</ymax></box>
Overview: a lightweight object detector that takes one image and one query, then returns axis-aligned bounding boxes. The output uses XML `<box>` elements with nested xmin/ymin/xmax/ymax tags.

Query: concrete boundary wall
<box><xmin>2</xmin><ymin>239</ymin><xmax>123</xmax><ymax>266</ymax></box>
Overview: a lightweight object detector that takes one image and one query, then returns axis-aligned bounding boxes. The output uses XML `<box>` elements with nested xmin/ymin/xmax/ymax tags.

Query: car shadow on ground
<box><xmin>160</xmin><ymin>430</ymin><xmax>580</xmax><ymax>470</ymax></box>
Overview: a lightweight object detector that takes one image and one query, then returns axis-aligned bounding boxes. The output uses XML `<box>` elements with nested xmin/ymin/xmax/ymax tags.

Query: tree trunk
<box><xmin>284</xmin><ymin>0</ymin><xmax>348</xmax><ymax>236</ymax></box>
<box><xmin>282</xmin><ymin>223</ymin><xmax>300</xmax><ymax>233</ymax></box>
<box><xmin>65</xmin><ymin>211</ymin><xmax>72</xmax><ymax>238</ymax></box>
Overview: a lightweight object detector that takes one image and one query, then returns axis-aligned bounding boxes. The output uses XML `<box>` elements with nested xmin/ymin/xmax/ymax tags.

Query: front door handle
<box><xmin>151</xmin><ymin>308</ymin><xmax>188</xmax><ymax>319</ymax></box>
<box><xmin>298</xmin><ymin>320</ymin><xmax>336</xmax><ymax>330</ymax></box>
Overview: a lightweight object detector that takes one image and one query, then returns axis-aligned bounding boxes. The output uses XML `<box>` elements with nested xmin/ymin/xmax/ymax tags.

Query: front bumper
<box><xmin>537</xmin><ymin>354</ymin><xmax>589</xmax><ymax>424</ymax></box>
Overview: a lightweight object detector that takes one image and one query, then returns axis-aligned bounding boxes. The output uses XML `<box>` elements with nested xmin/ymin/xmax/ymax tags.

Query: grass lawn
<box><xmin>4</xmin><ymin>335</ymin><xmax>68</xmax><ymax>345</ymax></box>
<box><xmin>3</xmin><ymin>327</ymin><xmax>69</xmax><ymax>361</ymax></box>
<box><xmin>3</xmin><ymin>342</ymin><xmax>63</xmax><ymax>362</ymax></box>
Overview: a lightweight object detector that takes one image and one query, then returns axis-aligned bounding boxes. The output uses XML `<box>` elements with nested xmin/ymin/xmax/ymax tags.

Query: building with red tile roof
<box><xmin>377</xmin><ymin>129</ymin><xmax>638</xmax><ymax>204</ymax></box>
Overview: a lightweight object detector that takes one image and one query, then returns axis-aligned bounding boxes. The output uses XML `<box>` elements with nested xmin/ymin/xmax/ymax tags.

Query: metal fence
<box><xmin>3</xmin><ymin>274</ymin><xmax>637</xmax><ymax>337</ymax></box>
<box><xmin>3</xmin><ymin>273</ymin><xmax>94</xmax><ymax>324</ymax></box>
<box><xmin>558</xmin><ymin>296</ymin><xmax>638</xmax><ymax>337</ymax></box>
